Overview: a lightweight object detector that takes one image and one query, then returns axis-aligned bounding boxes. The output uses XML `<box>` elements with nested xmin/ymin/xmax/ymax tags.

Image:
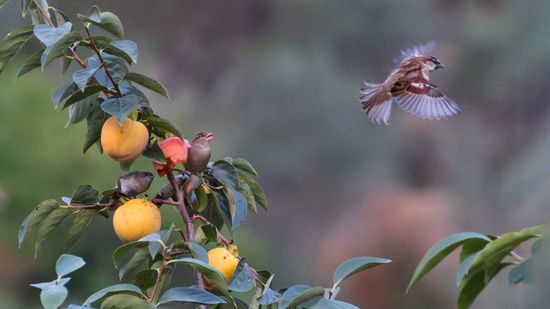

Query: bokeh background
<box><xmin>1</xmin><ymin>0</ymin><xmax>550</xmax><ymax>308</ymax></box>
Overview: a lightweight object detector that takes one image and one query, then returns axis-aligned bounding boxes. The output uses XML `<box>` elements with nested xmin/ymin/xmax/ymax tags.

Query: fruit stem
<box><xmin>166</xmin><ymin>169</ymin><xmax>207</xmax><ymax>308</ymax></box>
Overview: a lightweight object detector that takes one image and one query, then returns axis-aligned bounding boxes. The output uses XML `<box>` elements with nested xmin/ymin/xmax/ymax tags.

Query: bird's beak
<box><xmin>436</xmin><ymin>62</ymin><xmax>444</xmax><ymax>69</ymax></box>
<box><xmin>206</xmin><ymin>134</ymin><xmax>215</xmax><ymax>142</ymax></box>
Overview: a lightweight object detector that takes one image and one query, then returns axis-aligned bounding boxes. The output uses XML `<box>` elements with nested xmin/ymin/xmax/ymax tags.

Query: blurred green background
<box><xmin>1</xmin><ymin>0</ymin><xmax>550</xmax><ymax>308</ymax></box>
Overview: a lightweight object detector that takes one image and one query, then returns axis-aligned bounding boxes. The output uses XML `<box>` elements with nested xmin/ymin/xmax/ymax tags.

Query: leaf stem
<box><xmin>84</xmin><ymin>26</ymin><xmax>123</xmax><ymax>96</ymax></box>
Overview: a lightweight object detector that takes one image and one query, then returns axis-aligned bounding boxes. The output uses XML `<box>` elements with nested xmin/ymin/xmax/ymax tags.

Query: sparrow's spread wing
<box><xmin>395</xmin><ymin>41</ymin><xmax>436</xmax><ymax>64</ymax></box>
<box><xmin>392</xmin><ymin>80</ymin><xmax>460</xmax><ymax>120</ymax></box>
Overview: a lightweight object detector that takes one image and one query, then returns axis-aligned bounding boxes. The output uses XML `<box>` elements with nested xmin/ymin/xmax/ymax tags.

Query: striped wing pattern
<box><xmin>393</xmin><ymin>81</ymin><xmax>460</xmax><ymax>120</ymax></box>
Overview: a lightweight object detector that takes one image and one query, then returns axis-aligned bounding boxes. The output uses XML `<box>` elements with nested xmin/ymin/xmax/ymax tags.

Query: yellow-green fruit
<box><xmin>207</xmin><ymin>247</ymin><xmax>239</xmax><ymax>282</ymax></box>
<box><xmin>113</xmin><ymin>199</ymin><xmax>161</xmax><ymax>242</ymax></box>
<box><xmin>100</xmin><ymin>116</ymin><xmax>149</xmax><ymax>163</ymax></box>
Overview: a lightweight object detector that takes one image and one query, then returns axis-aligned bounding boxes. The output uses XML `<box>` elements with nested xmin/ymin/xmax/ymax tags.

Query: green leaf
<box><xmin>225</xmin><ymin>188</ymin><xmax>247</xmax><ymax>232</ymax></box>
<box><xmin>41</xmin><ymin>32</ymin><xmax>82</xmax><ymax>69</ymax></box>
<box><xmin>212</xmin><ymin>160</ymin><xmax>239</xmax><ymax>190</ymax></box>
<box><xmin>34</xmin><ymin>22</ymin><xmax>71</xmax><ymax>46</ymax></box>
<box><xmin>237</xmin><ymin>176</ymin><xmax>256</xmax><ymax>213</ymax></box>
<box><xmin>467</xmin><ymin>226</ymin><xmax>543</xmax><ymax>277</ymax></box>
<box><xmin>56</xmin><ymin>254</ymin><xmax>85</xmax><ymax>278</ymax></box>
<box><xmin>77</xmin><ymin>5</ymin><xmax>100</xmax><ymax>23</ymax></box>
<box><xmin>100</xmin><ymin>94</ymin><xmax>140</xmax><ymax>124</ymax></box>
<box><xmin>70</xmin><ymin>185</ymin><xmax>99</xmax><ymax>205</ymax></box>
<box><xmin>138</xmin><ymin>233</ymin><xmax>163</xmax><ymax>258</ymax></box>
<box><xmin>113</xmin><ymin>241</ymin><xmax>148</xmax><ymax>269</ymax></box>
<box><xmin>141</xmin><ymin>141</ymin><xmax>166</xmax><ymax>164</ymax></box>
<box><xmin>35</xmin><ymin>208</ymin><xmax>73</xmax><ymax>256</ymax></box>
<box><xmin>64</xmin><ymin>209</ymin><xmax>101</xmax><ymax>249</ymax></box>
<box><xmin>65</xmin><ymin>96</ymin><xmax>99</xmax><ymax>128</ymax></box>
<box><xmin>83</xmin><ymin>107</ymin><xmax>109</xmax><ymax>153</ymax></box>
<box><xmin>96</xmin><ymin>12</ymin><xmax>124</xmax><ymax>39</ymax></box>
<box><xmin>94</xmin><ymin>54</ymin><xmax>128</xmax><ymax>88</ymax></box>
<box><xmin>40</xmin><ymin>283</ymin><xmax>68</xmax><ymax>309</ymax></box>
<box><xmin>167</xmin><ymin>258</ymin><xmax>230</xmax><ymax>296</ymax></box>
<box><xmin>200</xmin><ymin>224</ymin><xmax>218</xmax><ymax>244</ymax></box>
<box><xmin>0</xmin><ymin>25</ymin><xmax>35</xmax><ymax>74</ymax></box>
<box><xmin>118</xmin><ymin>248</ymin><xmax>149</xmax><ymax>280</ymax></box>
<box><xmin>145</xmin><ymin>116</ymin><xmax>183</xmax><ymax>138</ymax></box>
<box><xmin>50</xmin><ymin>7</ymin><xmax>71</xmax><ymax>26</ymax></box>
<box><xmin>233</xmin><ymin>158</ymin><xmax>259</xmax><ymax>176</ymax></box>
<box><xmin>83</xmin><ymin>284</ymin><xmax>145</xmax><ymax>306</ymax></box>
<box><xmin>228</xmin><ymin>261</ymin><xmax>255</xmax><ymax>293</ymax></box>
<box><xmin>18</xmin><ymin>199</ymin><xmax>58</xmax><ymax>248</ymax></box>
<box><xmin>456</xmin><ymin>253</ymin><xmax>477</xmax><ymax>287</ymax></box>
<box><xmin>0</xmin><ymin>0</ymin><xmax>10</xmax><ymax>10</ymax></box>
<box><xmin>51</xmin><ymin>82</ymin><xmax>78</xmax><ymax>108</ymax></box>
<box><xmin>238</xmin><ymin>171</ymin><xmax>268</xmax><ymax>210</ymax></box>
<box><xmin>457</xmin><ymin>263</ymin><xmax>510</xmax><ymax>309</ymax></box>
<box><xmin>308</xmin><ymin>298</ymin><xmax>360</xmax><ymax>309</ymax></box>
<box><xmin>157</xmin><ymin>287</ymin><xmax>226</xmax><ymax>305</ymax></box>
<box><xmin>406</xmin><ymin>232</ymin><xmax>491</xmax><ymax>292</ymax></box>
<box><xmin>63</xmin><ymin>85</ymin><xmax>106</xmax><ymax>109</ymax></box>
<box><xmin>99</xmin><ymin>293</ymin><xmax>152</xmax><ymax>309</ymax></box>
<box><xmin>187</xmin><ymin>241</ymin><xmax>209</xmax><ymax>262</ymax></box>
<box><xmin>103</xmin><ymin>40</ymin><xmax>138</xmax><ymax>64</ymax></box>
<box><xmin>285</xmin><ymin>287</ymin><xmax>325</xmax><ymax>309</ymax></box>
<box><xmin>508</xmin><ymin>258</ymin><xmax>534</xmax><ymax>285</ymax></box>
<box><xmin>16</xmin><ymin>48</ymin><xmax>43</xmax><ymax>77</ymax></box>
<box><xmin>72</xmin><ymin>57</ymin><xmax>101</xmax><ymax>91</ymax></box>
<box><xmin>125</xmin><ymin>72</ymin><xmax>169</xmax><ymax>98</ymax></box>
<box><xmin>333</xmin><ymin>256</ymin><xmax>392</xmax><ymax>289</ymax></box>
<box><xmin>279</xmin><ymin>285</ymin><xmax>319</xmax><ymax>309</ymax></box>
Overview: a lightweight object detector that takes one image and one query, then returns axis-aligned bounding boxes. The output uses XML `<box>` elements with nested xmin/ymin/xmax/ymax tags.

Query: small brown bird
<box><xmin>185</xmin><ymin>132</ymin><xmax>215</xmax><ymax>173</ymax></box>
<box><xmin>360</xmin><ymin>42</ymin><xmax>461</xmax><ymax>124</ymax></box>
<box><xmin>117</xmin><ymin>171</ymin><xmax>154</xmax><ymax>197</ymax></box>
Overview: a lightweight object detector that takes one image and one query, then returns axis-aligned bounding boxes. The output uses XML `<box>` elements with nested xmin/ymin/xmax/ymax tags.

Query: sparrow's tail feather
<box><xmin>360</xmin><ymin>83</ymin><xmax>392</xmax><ymax>125</ymax></box>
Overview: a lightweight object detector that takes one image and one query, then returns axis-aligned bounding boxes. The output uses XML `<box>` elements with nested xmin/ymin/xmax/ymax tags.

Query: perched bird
<box><xmin>185</xmin><ymin>132</ymin><xmax>215</xmax><ymax>173</ymax></box>
<box><xmin>117</xmin><ymin>171</ymin><xmax>154</xmax><ymax>197</ymax></box>
<box><xmin>360</xmin><ymin>42</ymin><xmax>461</xmax><ymax>124</ymax></box>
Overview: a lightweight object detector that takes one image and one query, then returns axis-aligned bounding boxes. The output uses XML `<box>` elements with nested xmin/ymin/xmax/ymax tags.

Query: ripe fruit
<box><xmin>112</xmin><ymin>199</ymin><xmax>161</xmax><ymax>242</ymax></box>
<box><xmin>208</xmin><ymin>247</ymin><xmax>239</xmax><ymax>282</ymax></box>
<box><xmin>101</xmin><ymin>116</ymin><xmax>149</xmax><ymax>163</ymax></box>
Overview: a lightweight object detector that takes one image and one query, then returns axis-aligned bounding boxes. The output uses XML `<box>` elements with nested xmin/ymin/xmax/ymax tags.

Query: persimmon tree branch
<box><xmin>84</xmin><ymin>26</ymin><xmax>123</xmax><ymax>96</ymax></box>
<box><xmin>166</xmin><ymin>170</ymin><xmax>207</xmax><ymax>307</ymax></box>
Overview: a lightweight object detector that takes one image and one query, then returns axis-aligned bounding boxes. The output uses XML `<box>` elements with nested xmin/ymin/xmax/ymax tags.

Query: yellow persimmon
<box><xmin>112</xmin><ymin>199</ymin><xmax>161</xmax><ymax>243</ymax></box>
<box><xmin>100</xmin><ymin>116</ymin><xmax>149</xmax><ymax>163</ymax></box>
<box><xmin>207</xmin><ymin>247</ymin><xmax>239</xmax><ymax>282</ymax></box>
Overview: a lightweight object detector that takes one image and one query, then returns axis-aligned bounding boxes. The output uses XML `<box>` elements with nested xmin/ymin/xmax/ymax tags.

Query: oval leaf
<box><xmin>125</xmin><ymin>72</ymin><xmax>169</xmax><ymax>98</ymax></box>
<box><xmin>18</xmin><ymin>199</ymin><xmax>58</xmax><ymax>248</ymax></box>
<box><xmin>167</xmin><ymin>258</ymin><xmax>229</xmax><ymax>296</ymax></box>
<box><xmin>407</xmin><ymin>232</ymin><xmax>491</xmax><ymax>292</ymax></box>
<box><xmin>83</xmin><ymin>284</ymin><xmax>144</xmax><ymax>306</ymax></box>
<box><xmin>333</xmin><ymin>256</ymin><xmax>391</xmax><ymax>289</ymax></box>
<box><xmin>157</xmin><ymin>287</ymin><xmax>226</xmax><ymax>305</ymax></box>
<box><xmin>40</xmin><ymin>283</ymin><xmax>68</xmax><ymax>309</ymax></box>
<box><xmin>56</xmin><ymin>254</ymin><xmax>86</xmax><ymax>278</ymax></box>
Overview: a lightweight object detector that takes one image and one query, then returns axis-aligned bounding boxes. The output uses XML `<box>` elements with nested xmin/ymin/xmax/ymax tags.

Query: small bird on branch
<box><xmin>186</xmin><ymin>132</ymin><xmax>215</xmax><ymax>174</ymax></box>
<box><xmin>360</xmin><ymin>42</ymin><xmax>461</xmax><ymax>125</ymax></box>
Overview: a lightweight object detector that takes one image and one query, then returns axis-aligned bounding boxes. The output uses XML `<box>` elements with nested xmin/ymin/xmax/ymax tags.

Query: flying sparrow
<box><xmin>360</xmin><ymin>42</ymin><xmax>461</xmax><ymax>124</ymax></box>
<box><xmin>185</xmin><ymin>132</ymin><xmax>215</xmax><ymax>173</ymax></box>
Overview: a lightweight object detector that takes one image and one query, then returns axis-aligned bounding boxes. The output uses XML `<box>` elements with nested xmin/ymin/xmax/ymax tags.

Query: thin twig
<box><xmin>84</xmin><ymin>27</ymin><xmax>123</xmax><ymax>96</ymax></box>
<box><xmin>148</xmin><ymin>254</ymin><xmax>166</xmax><ymax>303</ymax></box>
<box><xmin>32</xmin><ymin>0</ymin><xmax>86</xmax><ymax>68</ymax></box>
